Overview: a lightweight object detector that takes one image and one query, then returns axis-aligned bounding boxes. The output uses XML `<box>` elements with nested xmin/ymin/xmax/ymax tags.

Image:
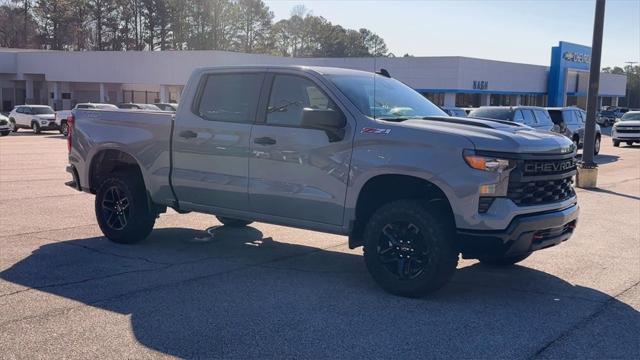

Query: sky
<box><xmin>264</xmin><ymin>0</ymin><xmax>640</xmax><ymax>68</ymax></box>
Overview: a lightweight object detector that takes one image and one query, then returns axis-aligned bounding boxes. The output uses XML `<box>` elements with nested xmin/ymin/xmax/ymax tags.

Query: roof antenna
<box><xmin>376</xmin><ymin>68</ymin><xmax>391</xmax><ymax>78</ymax></box>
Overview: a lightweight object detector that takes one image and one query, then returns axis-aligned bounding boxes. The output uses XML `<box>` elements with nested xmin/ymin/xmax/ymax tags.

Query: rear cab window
<box><xmin>196</xmin><ymin>73</ymin><xmax>264</xmax><ymax>124</ymax></box>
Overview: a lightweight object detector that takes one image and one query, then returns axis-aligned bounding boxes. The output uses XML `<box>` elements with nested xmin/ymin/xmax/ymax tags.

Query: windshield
<box><xmin>327</xmin><ymin>74</ymin><xmax>446</xmax><ymax>119</ymax></box>
<box><xmin>469</xmin><ymin>108</ymin><xmax>512</xmax><ymax>120</ymax></box>
<box><xmin>620</xmin><ymin>112</ymin><xmax>640</xmax><ymax>121</ymax></box>
<box><xmin>31</xmin><ymin>107</ymin><xmax>54</xmax><ymax>115</ymax></box>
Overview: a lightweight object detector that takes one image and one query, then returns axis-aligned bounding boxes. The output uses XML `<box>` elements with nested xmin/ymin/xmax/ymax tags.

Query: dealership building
<box><xmin>0</xmin><ymin>41</ymin><xmax>627</xmax><ymax>112</ymax></box>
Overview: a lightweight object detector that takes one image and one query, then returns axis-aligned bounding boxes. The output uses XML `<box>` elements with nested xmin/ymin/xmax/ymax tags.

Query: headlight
<box><xmin>463</xmin><ymin>150</ymin><xmax>512</xmax><ymax>172</ymax></box>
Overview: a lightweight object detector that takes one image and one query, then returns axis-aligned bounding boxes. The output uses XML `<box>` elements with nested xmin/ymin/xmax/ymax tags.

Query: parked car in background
<box><xmin>0</xmin><ymin>113</ymin><xmax>11</xmax><ymax>136</ymax></box>
<box><xmin>597</xmin><ymin>110</ymin><xmax>616</xmax><ymax>127</ymax></box>
<box><xmin>56</xmin><ymin>103</ymin><xmax>119</xmax><ymax>136</ymax></box>
<box><xmin>547</xmin><ymin>107</ymin><xmax>601</xmax><ymax>155</ymax></box>
<box><xmin>612</xmin><ymin>111</ymin><xmax>640</xmax><ymax>147</ymax></box>
<box><xmin>117</xmin><ymin>103</ymin><xmax>162</xmax><ymax>111</ymax></box>
<box><xmin>441</xmin><ymin>106</ymin><xmax>467</xmax><ymax>117</ymax></box>
<box><xmin>8</xmin><ymin>105</ymin><xmax>57</xmax><ymax>134</ymax></box>
<box><xmin>462</xmin><ymin>107</ymin><xmax>476</xmax><ymax>115</ymax></box>
<box><xmin>468</xmin><ymin>106</ymin><xmax>557</xmax><ymax>133</ymax></box>
<box><xmin>154</xmin><ymin>103</ymin><xmax>179</xmax><ymax>112</ymax></box>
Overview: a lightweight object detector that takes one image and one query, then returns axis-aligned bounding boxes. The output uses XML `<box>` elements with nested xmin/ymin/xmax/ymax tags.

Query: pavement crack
<box><xmin>61</xmin><ymin>242</ymin><xmax>172</xmax><ymax>266</ymax></box>
<box><xmin>530</xmin><ymin>280</ymin><xmax>640</xmax><ymax>359</ymax></box>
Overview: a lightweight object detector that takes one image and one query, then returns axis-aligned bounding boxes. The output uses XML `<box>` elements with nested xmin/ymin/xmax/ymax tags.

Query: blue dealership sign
<box><xmin>548</xmin><ymin>41</ymin><xmax>592</xmax><ymax>106</ymax></box>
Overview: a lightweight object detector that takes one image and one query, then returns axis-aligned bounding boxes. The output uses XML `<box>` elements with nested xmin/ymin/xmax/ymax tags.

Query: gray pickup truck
<box><xmin>66</xmin><ymin>66</ymin><xmax>579</xmax><ymax>297</ymax></box>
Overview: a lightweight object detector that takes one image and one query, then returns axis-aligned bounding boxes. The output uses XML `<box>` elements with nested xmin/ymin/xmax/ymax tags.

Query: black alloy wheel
<box><xmin>377</xmin><ymin>221</ymin><xmax>432</xmax><ymax>280</ymax></box>
<box><xmin>100</xmin><ymin>186</ymin><xmax>130</xmax><ymax>231</ymax></box>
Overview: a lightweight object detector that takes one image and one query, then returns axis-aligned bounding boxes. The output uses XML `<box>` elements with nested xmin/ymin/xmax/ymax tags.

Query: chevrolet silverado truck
<box><xmin>66</xmin><ymin>66</ymin><xmax>579</xmax><ymax>297</ymax></box>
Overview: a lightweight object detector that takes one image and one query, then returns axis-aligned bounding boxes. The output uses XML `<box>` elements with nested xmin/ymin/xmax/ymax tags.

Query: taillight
<box><xmin>67</xmin><ymin>114</ymin><xmax>75</xmax><ymax>153</ymax></box>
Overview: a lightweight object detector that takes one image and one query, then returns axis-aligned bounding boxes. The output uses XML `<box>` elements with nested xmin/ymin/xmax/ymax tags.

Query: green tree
<box><xmin>234</xmin><ymin>0</ymin><xmax>273</xmax><ymax>53</ymax></box>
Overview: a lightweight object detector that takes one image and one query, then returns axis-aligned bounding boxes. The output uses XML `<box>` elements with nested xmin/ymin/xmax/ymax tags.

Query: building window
<box><xmin>455</xmin><ymin>93</ymin><xmax>480</xmax><ymax>107</ymax></box>
<box><xmin>62</xmin><ymin>93</ymin><xmax>71</xmax><ymax>100</ymax></box>
<box><xmin>422</xmin><ymin>92</ymin><xmax>444</xmax><ymax>106</ymax></box>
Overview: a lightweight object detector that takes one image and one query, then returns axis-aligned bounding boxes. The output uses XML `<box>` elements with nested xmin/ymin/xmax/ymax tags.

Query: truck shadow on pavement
<box><xmin>2</xmin><ymin>226</ymin><xmax>639</xmax><ymax>358</ymax></box>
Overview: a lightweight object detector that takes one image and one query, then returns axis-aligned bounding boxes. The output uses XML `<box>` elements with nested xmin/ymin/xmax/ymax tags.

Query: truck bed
<box><xmin>71</xmin><ymin>109</ymin><xmax>176</xmax><ymax>205</ymax></box>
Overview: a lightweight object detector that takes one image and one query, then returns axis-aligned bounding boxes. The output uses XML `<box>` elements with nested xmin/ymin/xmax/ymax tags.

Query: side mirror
<box><xmin>300</xmin><ymin>108</ymin><xmax>347</xmax><ymax>142</ymax></box>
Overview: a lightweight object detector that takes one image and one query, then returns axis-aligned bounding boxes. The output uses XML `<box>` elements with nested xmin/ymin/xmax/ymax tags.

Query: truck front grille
<box><xmin>616</xmin><ymin>127</ymin><xmax>640</xmax><ymax>133</ymax></box>
<box><xmin>508</xmin><ymin>176</ymin><xmax>575</xmax><ymax>206</ymax></box>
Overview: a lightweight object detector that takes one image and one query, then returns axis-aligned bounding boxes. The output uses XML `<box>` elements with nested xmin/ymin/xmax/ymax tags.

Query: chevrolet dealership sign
<box><xmin>562</xmin><ymin>51</ymin><xmax>591</xmax><ymax>65</ymax></box>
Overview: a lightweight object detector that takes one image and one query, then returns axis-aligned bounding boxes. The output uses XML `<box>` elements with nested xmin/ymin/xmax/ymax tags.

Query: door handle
<box><xmin>254</xmin><ymin>136</ymin><xmax>277</xmax><ymax>146</ymax></box>
<box><xmin>179</xmin><ymin>130</ymin><xmax>198</xmax><ymax>139</ymax></box>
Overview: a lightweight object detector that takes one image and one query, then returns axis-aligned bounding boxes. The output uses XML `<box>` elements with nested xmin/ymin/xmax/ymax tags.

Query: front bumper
<box><xmin>457</xmin><ymin>204</ymin><xmax>579</xmax><ymax>259</ymax></box>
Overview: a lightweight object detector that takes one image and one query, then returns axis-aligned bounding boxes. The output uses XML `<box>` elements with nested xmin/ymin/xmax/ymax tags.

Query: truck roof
<box><xmin>194</xmin><ymin>65</ymin><xmax>374</xmax><ymax>77</ymax></box>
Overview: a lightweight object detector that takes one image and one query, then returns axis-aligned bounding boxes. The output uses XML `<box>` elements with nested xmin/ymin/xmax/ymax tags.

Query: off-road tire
<box><xmin>95</xmin><ymin>170</ymin><xmax>156</xmax><ymax>244</ymax></box>
<box><xmin>363</xmin><ymin>199</ymin><xmax>458</xmax><ymax>297</ymax></box>
<box><xmin>479</xmin><ymin>252</ymin><xmax>532</xmax><ymax>266</ymax></box>
<box><xmin>216</xmin><ymin>216</ymin><xmax>253</xmax><ymax>227</ymax></box>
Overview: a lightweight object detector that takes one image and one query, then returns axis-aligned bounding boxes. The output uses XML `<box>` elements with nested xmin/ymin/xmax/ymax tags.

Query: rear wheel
<box><xmin>95</xmin><ymin>170</ymin><xmax>156</xmax><ymax>244</ymax></box>
<box><xmin>60</xmin><ymin>121</ymin><xmax>68</xmax><ymax>136</ymax></box>
<box><xmin>626</xmin><ymin>141</ymin><xmax>634</xmax><ymax>146</ymax></box>
<box><xmin>31</xmin><ymin>122</ymin><xmax>41</xmax><ymax>134</ymax></box>
<box><xmin>594</xmin><ymin>136</ymin><xmax>601</xmax><ymax>155</ymax></box>
<box><xmin>479</xmin><ymin>252</ymin><xmax>531</xmax><ymax>266</ymax></box>
<box><xmin>216</xmin><ymin>216</ymin><xmax>252</xmax><ymax>227</ymax></box>
<box><xmin>613</xmin><ymin>140</ymin><xmax>620</xmax><ymax>147</ymax></box>
<box><xmin>363</xmin><ymin>199</ymin><xmax>458</xmax><ymax>297</ymax></box>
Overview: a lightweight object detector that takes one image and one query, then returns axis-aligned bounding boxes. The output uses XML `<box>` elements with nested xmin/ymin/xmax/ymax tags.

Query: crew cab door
<box><xmin>248</xmin><ymin>72</ymin><xmax>353</xmax><ymax>226</ymax></box>
<box><xmin>171</xmin><ymin>71</ymin><xmax>265</xmax><ymax>212</ymax></box>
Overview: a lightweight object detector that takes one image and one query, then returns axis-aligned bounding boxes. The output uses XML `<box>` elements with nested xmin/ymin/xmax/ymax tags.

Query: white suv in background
<box><xmin>612</xmin><ymin>111</ymin><xmax>640</xmax><ymax>147</ymax></box>
<box><xmin>8</xmin><ymin>105</ymin><xmax>58</xmax><ymax>134</ymax></box>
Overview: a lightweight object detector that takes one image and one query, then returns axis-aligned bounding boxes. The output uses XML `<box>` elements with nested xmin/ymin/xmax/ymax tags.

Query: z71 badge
<box><xmin>361</xmin><ymin>127</ymin><xmax>391</xmax><ymax>135</ymax></box>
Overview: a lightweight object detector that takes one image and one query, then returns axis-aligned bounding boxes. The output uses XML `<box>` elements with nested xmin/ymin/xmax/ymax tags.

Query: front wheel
<box><xmin>0</xmin><ymin>131</ymin><xmax>9</xmax><ymax>136</ymax></box>
<box><xmin>479</xmin><ymin>252</ymin><xmax>531</xmax><ymax>266</ymax></box>
<box><xmin>626</xmin><ymin>141</ymin><xmax>634</xmax><ymax>146</ymax></box>
<box><xmin>60</xmin><ymin>121</ymin><xmax>68</xmax><ymax>136</ymax></box>
<box><xmin>216</xmin><ymin>216</ymin><xmax>253</xmax><ymax>227</ymax></box>
<box><xmin>363</xmin><ymin>199</ymin><xmax>458</xmax><ymax>297</ymax></box>
<box><xmin>9</xmin><ymin>120</ymin><xmax>17</xmax><ymax>132</ymax></box>
<box><xmin>95</xmin><ymin>171</ymin><xmax>156</xmax><ymax>244</ymax></box>
<box><xmin>613</xmin><ymin>140</ymin><xmax>620</xmax><ymax>147</ymax></box>
<box><xmin>594</xmin><ymin>136</ymin><xmax>601</xmax><ymax>155</ymax></box>
<box><xmin>31</xmin><ymin>122</ymin><xmax>41</xmax><ymax>134</ymax></box>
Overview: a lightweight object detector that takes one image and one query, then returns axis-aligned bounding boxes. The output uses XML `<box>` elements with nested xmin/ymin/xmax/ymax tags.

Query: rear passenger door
<box><xmin>248</xmin><ymin>72</ymin><xmax>353</xmax><ymax>226</ymax></box>
<box><xmin>172</xmin><ymin>71</ymin><xmax>265</xmax><ymax>212</ymax></box>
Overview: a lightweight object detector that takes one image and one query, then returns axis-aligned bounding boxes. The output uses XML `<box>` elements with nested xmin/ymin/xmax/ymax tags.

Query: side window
<box><xmin>521</xmin><ymin>109</ymin><xmax>537</xmax><ymax>125</ymax></box>
<box><xmin>534</xmin><ymin>109</ymin><xmax>553</xmax><ymax>126</ymax></box>
<box><xmin>15</xmin><ymin>107</ymin><xmax>23</xmax><ymax>114</ymax></box>
<box><xmin>197</xmin><ymin>73</ymin><xmax>263</xmax><ymax>123</ymax></box>
<box><xmin>266</xmin><ymin>75</ymin><xmax>341</xmax><ymax>127</ymax></box>
<box><xmin>513</xmin><ymin>110</ymin><xmax>525</xmax><ymax>123</ymax></box>
<box><xmin>77</xmin><ymin>105</ymin><xmax>89</xmax><ymax>109</ymax></box>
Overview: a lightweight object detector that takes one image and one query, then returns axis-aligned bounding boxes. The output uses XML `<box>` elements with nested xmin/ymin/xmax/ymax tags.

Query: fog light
<box><xmin>478</xmin><ymin>197</ymin><xmax>495</xmax><ymax>213</ymax></box>
<box><xmin>479</xmin><ymin>184</ymin><xmax>497</xmax><ymax>195</ymax></box>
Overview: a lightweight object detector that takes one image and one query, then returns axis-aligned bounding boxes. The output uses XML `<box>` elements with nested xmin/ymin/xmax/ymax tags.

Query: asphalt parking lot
<box><xmin>0</xmin><ymin>130</ymin><xmax>638</xmax><ymax>359</ymax></box>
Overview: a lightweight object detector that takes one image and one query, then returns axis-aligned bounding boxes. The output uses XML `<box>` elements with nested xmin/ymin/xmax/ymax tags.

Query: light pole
<box><xmin>624</xmin><ymin>61</ymin><xmax>637</xmax><ymax>107</ymax></box>
<box><xmin>576</xmin><ymin>0</ymin><xmax>606</xmax><ymax>188</ymax></box>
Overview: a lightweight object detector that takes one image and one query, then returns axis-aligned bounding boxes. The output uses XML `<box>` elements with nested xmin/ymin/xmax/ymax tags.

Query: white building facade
<box><xmin>0</xmin><ymin>42</ymin><xmax>627</xmax><ymax>112</ymax></box>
